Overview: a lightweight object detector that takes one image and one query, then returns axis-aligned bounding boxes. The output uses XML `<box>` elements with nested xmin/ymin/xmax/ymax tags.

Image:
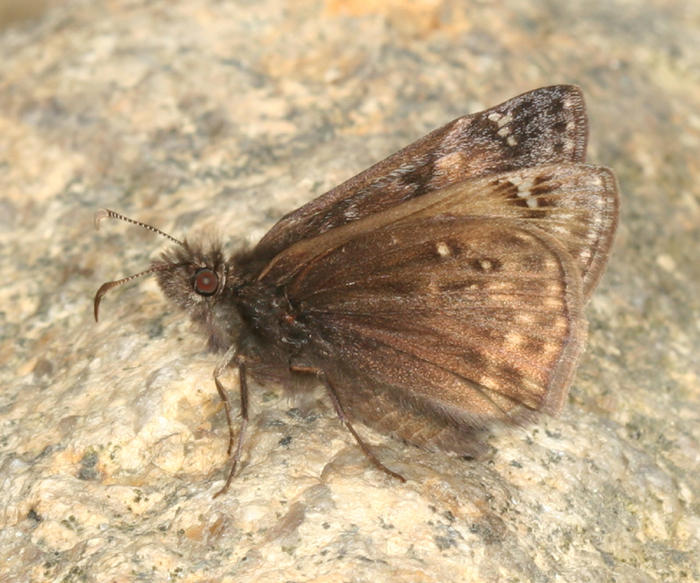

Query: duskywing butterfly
<box><xmin>94</xmin><ymin>85</ymin><xmax>619</xmax><ymax>496</ymax></box>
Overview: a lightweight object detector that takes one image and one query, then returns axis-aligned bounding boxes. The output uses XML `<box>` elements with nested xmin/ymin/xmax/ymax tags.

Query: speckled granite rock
<box><xmin>1</xmin><ymin>1</ymin><xmax>698</xmax><ymax>581</ymax></box>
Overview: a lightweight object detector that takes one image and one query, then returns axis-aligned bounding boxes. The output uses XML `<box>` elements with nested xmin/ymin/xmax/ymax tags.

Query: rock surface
<box><xmin>1</xmin><ymin>1</ymin><xmax>698</xmax><ymax>581</ymax></box>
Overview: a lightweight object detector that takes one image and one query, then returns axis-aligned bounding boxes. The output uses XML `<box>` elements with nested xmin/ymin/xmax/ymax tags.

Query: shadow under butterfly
<box><xmin>94</xmin><ymin>85</ymin><xmax>619</xmax><ymax>496</ymax></box>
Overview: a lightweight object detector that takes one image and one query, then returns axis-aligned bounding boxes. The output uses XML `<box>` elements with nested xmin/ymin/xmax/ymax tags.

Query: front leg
<box><xmin>212</xmin><ymin>345</ymin><xmax>249</xmax><ymax>498</ymax></box>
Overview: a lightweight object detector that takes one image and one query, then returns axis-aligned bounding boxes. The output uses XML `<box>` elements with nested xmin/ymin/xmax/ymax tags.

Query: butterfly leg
<box><xmin>212</xmin><ymin>347</ymin><xmax>249</xmax><ymax>498</ymax></box>
<box><xmin>212</xmin><ymin>344</ymin><xmax>240</xmax><ymax>454</ymax></box>
<box><xmin>291</xmin><ymin>364</ymin><xmax>406</xmax><ymax>483</ymax></box>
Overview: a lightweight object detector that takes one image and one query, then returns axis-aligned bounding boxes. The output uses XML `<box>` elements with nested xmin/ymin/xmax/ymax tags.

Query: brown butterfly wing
<box><xmin>277</xmin><ymin>216</ymin><xmax>585</xmax><ymax>453</ymax></box>
<box><xmin>255</xmin><ymin>85</ymin><xmax>588</xmax><ymax>260</ymax></box>
<box><xmin>402</xmin><ymin>164</ymin><xmax>619</xmax><ymax>300</ymax></box>
<box><xmin>259</xmin><ymin>163</ymin><xmax>618</xmax><ymax>301</ymax></box>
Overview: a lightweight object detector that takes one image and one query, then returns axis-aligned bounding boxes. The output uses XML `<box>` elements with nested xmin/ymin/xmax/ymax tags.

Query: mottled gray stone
<box><xmin>0</xmin><ymin>1</ymin><xmax>698</xmax><ymax>581</ymax></box>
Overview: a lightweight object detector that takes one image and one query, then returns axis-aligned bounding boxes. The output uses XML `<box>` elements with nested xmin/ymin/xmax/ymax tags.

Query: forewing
<box><xmin>277</xmin><ymin>217</ymin><xmax>585</xmax><ymax>452</ymax></box>
<box><xmin>255</xmin><ymin>85</ymin><xmax>588</xmax><ymax>259</ymax></box>
<box><xmin>259</xmin><ymin>163</ymin><xmax>618</xmax><ymax>302</ymax></box>
<box><xmin>404</xmin><ymin>164</ymin><xmax>619</xmax><ymax>299</ymax></box>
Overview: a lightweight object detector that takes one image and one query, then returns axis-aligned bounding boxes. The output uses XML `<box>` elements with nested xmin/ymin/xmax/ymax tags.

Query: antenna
<box><xmin>93</xmin><ymin>209</ymin><xmax>184</xmax><ymax>321</ymax></box>
<box><xmin>95</xmin><ymin>208</ymin><xmax>183</xmax><ymax>246</ymax></box>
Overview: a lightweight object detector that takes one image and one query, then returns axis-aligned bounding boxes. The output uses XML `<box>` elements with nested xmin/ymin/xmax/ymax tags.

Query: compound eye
<box><xmin>193</xmin><ymin>268</ymin><xmax>218</xmax><ymax>296</ymax></box>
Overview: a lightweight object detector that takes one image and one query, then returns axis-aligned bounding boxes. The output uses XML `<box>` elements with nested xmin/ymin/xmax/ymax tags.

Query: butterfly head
<box><xmin>156</xmin><ymin>239</ymin><xmax>242</xmax><ymax>351</ymax></box>
<box><xmin>93</xmin><ymin>209</ymin><xmax>241</xmax><ymax>352</ymax></box>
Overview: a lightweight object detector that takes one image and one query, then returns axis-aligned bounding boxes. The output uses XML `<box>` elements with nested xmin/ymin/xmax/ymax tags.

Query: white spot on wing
<box><xmin>504</xmin><ymin>331</ymin><xmax>524</xmax><ymax>348</ymax></box>
<box><xmin>515</xmin><ymin>313</ymin><xmax>536</xmax><ymax>326</ymax></box>
<box><xmin>497</xmin><ymin>112</ymin><xmax>513</xmax><ymax>127</ymax></box>
<box><xmin>509</xmin><ymin>176</ymin><xmax>539</xmax><ymax>207</ymax></box>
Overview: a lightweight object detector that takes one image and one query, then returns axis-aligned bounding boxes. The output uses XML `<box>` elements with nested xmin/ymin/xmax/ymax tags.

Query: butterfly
<box><xmin>94</xmin><ymin>85</ymin><xmax>619</xmax><ymax>496</ymax></box>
